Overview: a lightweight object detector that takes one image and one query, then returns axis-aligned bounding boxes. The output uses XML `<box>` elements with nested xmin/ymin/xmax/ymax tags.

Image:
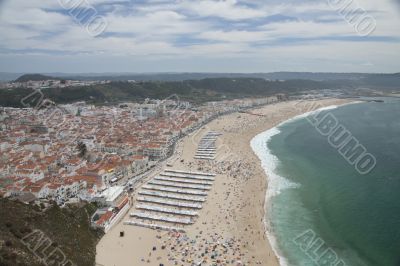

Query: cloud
<box><xmin>0</xmin><ymin>0</ymin><xmax>399</xmax><ymax>72</ymax></box>
<box><xmin>178</xmin><ymin>0</ymin><xmax>268</xmax><ymax>20</ymax></box>
<box><xmin>392</xmin><ymin>0</ymin><xmax>400</xmax><ymax>11</ymax></box>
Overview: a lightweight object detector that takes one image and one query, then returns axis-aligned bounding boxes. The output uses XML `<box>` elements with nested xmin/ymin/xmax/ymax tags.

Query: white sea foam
<box><xmin>250</xmin><ymin>104</ymin><xmax>353</xmax><ymax>266</ymax></box>
<box><xmin>250</xmin><ymin>104</ymin><xmax>341</xmax><ymax>199</ymax></box>
<box><xmin>251</xmin><ymin>127</ymin><xmax>300</xmax><ymax>200</ymax></box>
<box><xmin>251</xmin><ymin>126</ymin><xmax>298</xmax><ymax>266</ymax></box>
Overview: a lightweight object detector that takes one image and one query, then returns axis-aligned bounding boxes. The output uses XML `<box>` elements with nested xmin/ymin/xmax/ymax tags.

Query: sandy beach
<box><xmin>96</xmin><ymin>98</ymin><xmax>354</xmax><ymax>266</ymax></box>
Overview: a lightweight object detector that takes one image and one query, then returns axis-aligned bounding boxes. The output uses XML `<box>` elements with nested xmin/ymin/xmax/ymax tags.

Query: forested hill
<box><xmin>1</xmin><ymin>76</ymin><xmax>399</xmax><ymax>108</ymax></box>
<box><xmin>0</xmin><ymin>78</ymin><xmax>332</xmax><ymax>107</ymax></box>
<box><xmin>1</xmin><ymin>71</ymin><xmax>399</xmax><ymax>82</ymax></box>
<box><xmin>15</xmin><ymin>74</ymin><xmax>60</xmax><ymax>82</ymax></box>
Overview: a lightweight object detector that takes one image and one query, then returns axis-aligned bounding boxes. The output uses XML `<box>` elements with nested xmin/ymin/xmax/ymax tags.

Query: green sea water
<box><xmin>265</xmin><ymin>98</ymin><xmax>400</xmax><ymax>266</ymax></box>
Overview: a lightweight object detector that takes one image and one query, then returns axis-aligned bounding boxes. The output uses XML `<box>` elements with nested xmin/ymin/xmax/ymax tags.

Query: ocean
<box><xmin>251</xmin><ymin>98</ymin><xmax>400</xmax><ymax>266</ymax></box>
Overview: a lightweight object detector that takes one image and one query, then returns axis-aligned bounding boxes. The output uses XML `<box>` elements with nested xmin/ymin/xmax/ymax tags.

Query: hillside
<box><xmin>1</xmin><ymin>76</ymin><xmax>399</xmax><ymax>108</ymax></box>
<box><xmin>0</xmin><ymin>198</ymin><xmax>103</xmax><ymax>266</ymax></box>
<box><xmin>15</xmin><ymin>74</ymin><xmax>59</xmax><ymax>83</ymax></box>
<box><xmin>0</xmin><ymin>78</ymin><xmax>333</xmax><ymax>107</ymax></box>
<box><xmin>5</xmin><ymin>72</ymin><xmax>400</xmax><ymax>83</ymax></box>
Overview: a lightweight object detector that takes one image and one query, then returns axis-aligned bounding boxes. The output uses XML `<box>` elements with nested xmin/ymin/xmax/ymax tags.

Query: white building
<box><xmin>98</xmin><ymin>186</ymin><xmax>125</xmax><ymax>207</ymax></box>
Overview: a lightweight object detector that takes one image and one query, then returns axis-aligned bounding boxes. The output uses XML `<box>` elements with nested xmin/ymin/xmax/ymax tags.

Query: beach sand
<box><xmin>96</xmin><ymin>98</ymin><xmax>354</xmax><ymax>266</ymax></box>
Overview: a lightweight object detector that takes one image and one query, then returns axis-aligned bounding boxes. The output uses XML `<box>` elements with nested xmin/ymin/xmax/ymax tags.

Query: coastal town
<box><xmin>95</xmin><ymin>97</ymin><xmax>354</xmax><ymax>266</ymax></box>
<box><xmin>0</xmin><ymin>0</ymin><xmax>399</xmax><ymax>263</ymax></box>
<box><xmin>0</xmin><ymin>95</ymin><xmax>276</xmax><ymax>233</ymax></box>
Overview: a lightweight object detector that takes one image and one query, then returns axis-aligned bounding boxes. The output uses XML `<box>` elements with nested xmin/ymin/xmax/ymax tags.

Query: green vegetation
<box><xmin>0</xmin><ymin>198</ymin><xmax>103</xmax><ymax>266</ymax></box>
<box><xmin>1</xmin><ymin>76</ymin><xmax>399</xmax><ymax>108</ymax></box>
<box><xmin>15</xmin><ymin>74</ymin><xmax>59</xmax><ymax>83</ymax></box>
<box><xmin>0</xmin><ymin>87</ymin><xmax>35</xmax><ymax>108</ymax></box>
<box><xmin>0</xmin><ymin>78</ymin><xmax>331</xmax><ymax>107</ymax></box>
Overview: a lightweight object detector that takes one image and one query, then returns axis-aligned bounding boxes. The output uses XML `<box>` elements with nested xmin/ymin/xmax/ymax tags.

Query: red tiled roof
<box><xmin>96</xmin><ymin>211</ymin><xmax>113</xmax><ymax>225</ymax></box>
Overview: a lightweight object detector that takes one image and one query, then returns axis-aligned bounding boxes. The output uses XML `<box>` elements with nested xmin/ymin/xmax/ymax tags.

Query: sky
<box><xmin>0</xmin><ymin>0</ymin><xmax>399</xmax><ymax>73</ymax></box>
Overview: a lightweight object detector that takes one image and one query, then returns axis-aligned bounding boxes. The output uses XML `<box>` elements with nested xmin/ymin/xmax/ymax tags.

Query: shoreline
<box><xmin>96</xmin><ymin>98</ymin><xmax>356</xmax><ymax>266</ymax></box>
<box><xmin>251</xmin><ymin>128</ymin><xmax>298</xmax><ymax>266</ymax></box>
<box><xmin>251</xmin><ymin>101</ymin><xmax>362</xmax><ymax>266</ymax></box>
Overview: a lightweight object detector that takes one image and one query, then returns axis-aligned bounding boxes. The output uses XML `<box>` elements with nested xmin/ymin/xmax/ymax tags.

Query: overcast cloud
<box><xmin>0</xmin><ymin>0</ymin><xmax>399</xmax><ymax>73</ymax></box>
